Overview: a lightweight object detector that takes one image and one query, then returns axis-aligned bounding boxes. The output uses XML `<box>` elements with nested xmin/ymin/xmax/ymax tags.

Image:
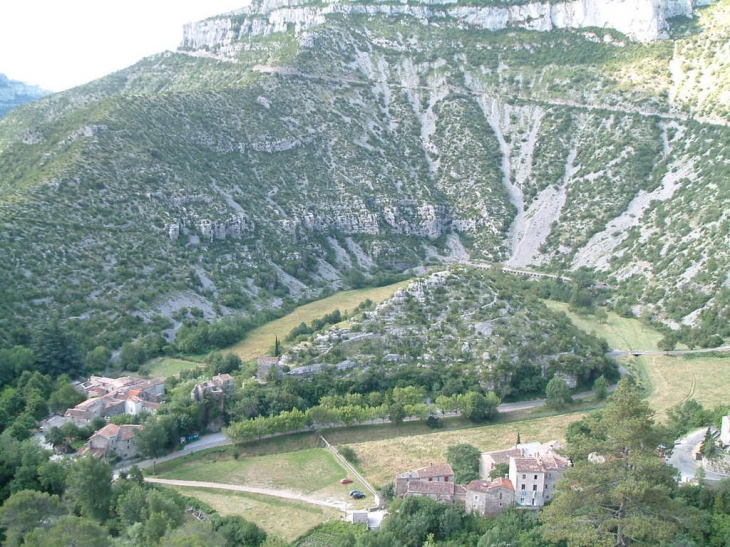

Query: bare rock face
<box><xmin>180</xmin><ymin>0</ymin><xmax>713</xmax><ymax>52</ymax></box>
<box><xmin>196</xmin><ymin>215</ymin><xmax>253</xmax><ymax>240</ymax></box>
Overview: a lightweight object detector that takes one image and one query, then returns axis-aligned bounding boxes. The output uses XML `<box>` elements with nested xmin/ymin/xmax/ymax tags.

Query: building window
<box><xmin>522</xmin><ymin>474</ymin><xmax>526</xmax><ymax>479</ymax></box>
<box><xmin>499</xmin><ymin>502</ymin><xmax>502</xmax><ymax>506</ymax></box>
<box><xmin>499</xmin><ymin>493</ymin><xmax>502</xmax><ymax>500</ymax></box>
<box><xmin>444</xmin><ymin>477</ymin><xmax>449</xmax><ymax>482</ymax></box>
<box><xmin>520</xmin><ymin>497</ymin><xmax>525</xmax><ymax>504</ymax></box>
<box><xmin>429</xmin><ymin>478</ymin><xmax>432</xmax><ymax>481</ymax></box>
<box><xmin>521</xmin><ymin>484</ymin><xmax>525</xmax><ymax>491</ymax></box>
<box><xmin>534</xmin><ymin>475</ymin><xmax>538</xmax><ymax>480</ymax></box>
<box><xmin>533</xmin><ymin>484</ymin><xmax>538</xmax><ymax>491</ymax></box>
<box><xmin>474</xmin><ymin>495</ymin><xmax>478</xmax><ymax>501</ymax></box>
<box><xmin>531</xmin><ymin>499</ymin><xmax>535</xmax><ymax>506</ymax></box>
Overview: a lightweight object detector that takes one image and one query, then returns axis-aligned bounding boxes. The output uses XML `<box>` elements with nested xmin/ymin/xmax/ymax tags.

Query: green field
<box><xmin>156</xmin><ymin>448</ymin><xmax>345</xmax><ymax>492</ymax></box>
<box><xmin>226</xmin><ymin>279</ymin><xmax>410</xmax><ymax>361</ymax></box>
<box><xmin>154</xmin><ymin>447</ymin><xmax>371</xmax><ymax>508</ymax></box>
<box><xmin>170</xmin><ymin>486</ymin><xmax>341</xmax><ymax>543</ymax></box>
<box><xmin>545</xmin><ymin>302</ymin><xmax>729</xmax><ymax>418</ymax></box>
<box><xmin>152</xmin><ymin>401</ymin><xmax>600</xmax><ymax>492</ymax></box>
<box><xmin>144</xmin><ymin>358</ymin><xmax>202</xmax><ymax>378</ymax></box>
<box><xmin>543</xmin><ymin>301</ymin><xmax>666</xmax><ymax>351</ymax></box>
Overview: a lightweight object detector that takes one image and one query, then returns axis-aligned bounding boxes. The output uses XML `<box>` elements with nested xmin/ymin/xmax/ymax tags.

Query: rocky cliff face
<box><xmin>181</xmin><ymin>0</ymin><xmax>712</xmax><ymax>51</ymax></box>
<box><xmin>0</xmin><ymin>74</ymin><xmax>48</xmax><ymax>118</ymax></box>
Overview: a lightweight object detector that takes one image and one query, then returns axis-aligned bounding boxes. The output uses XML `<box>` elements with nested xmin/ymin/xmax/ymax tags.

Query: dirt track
<box><xmin>145</xmin><ymin>477</ymin><xmax>352</xmax><ymax>511</ymax></box>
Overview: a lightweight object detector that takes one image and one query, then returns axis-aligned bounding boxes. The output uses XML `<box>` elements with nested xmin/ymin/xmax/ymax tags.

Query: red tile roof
<box><xmin>513</xmin><ymin>455</ymin><xmax>570</xmax><ymax>473</ymax></box>
<box><xmin>467</xmin><ymin>477</ymin><xmax>515</xmax><ymax>493</ymax></box>
<box><xmin>407</xmin><ymin>481</ymin><xmax>455</xmax><ymax>496</ymax></box>
<box><xmin>483</xmin><ymin>448</ymin><xmax>522</xmax><ymax>465</ymax></box>
<box><xmin>414</xmin><ymin>463</ymin><xmax>454</xmax><ymax>478</ymax></box>
<box><xmin>96</xmin><ymin>424</ymin><xmax>120</xmax><ymax>438</ymax></box>
<box><xmin>117</xmin><ymin>424</ymin><xmax>144</xmax><ymax>441</ymax></box>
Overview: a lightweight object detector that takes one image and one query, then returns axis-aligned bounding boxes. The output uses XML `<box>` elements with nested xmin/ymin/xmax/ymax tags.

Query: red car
<box><xmin>340</xmin><ymin>478</ymin><xmax>353</xmax><ymax>484</ymax></box>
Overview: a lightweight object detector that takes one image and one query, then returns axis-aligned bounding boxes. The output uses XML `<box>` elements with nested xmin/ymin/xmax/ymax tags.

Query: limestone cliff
<box><xmin>181</xmin><ymin>0</ymin><xmax>712</xmax><ymax>51</ymax></box>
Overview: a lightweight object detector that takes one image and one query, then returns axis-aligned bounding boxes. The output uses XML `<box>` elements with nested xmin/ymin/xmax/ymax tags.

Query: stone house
<box><xmin>404</xmin><ymin>481</ymin><xmax>467</xmax><ymax>503</ymax></box>
<box><xmin>465</xmin><ymin>477</ymin><xmax>515</xmax><ymax>516</ymax></box>
<box><xmin>395</xmin><ymin>463</ymin><xmax>455</xmax><ymax>498</ymax></box>
<box><xmin>257</xmin><ymin>356</ymin><xmax>281</xmax><ymax>380</ymax></box>
<box><xmin>190</xmin><ymin>373</ymin><xmax>236</xmax><ymax>402</ymax></box>
<box><xmin>509</xmin><ymin>453</ymin><xmax>570</xmax><ymax>508</ymax></box>
<box><xmin>480</xmin><ymin>447</ymin><xmax>523</xmax><ymax>478</ymax></box>
<box><xmin>78</xmin><ymin>423</ymin><xmax>144</xmax><ymax>460</ymax></box>
<box><xmin>76</xmin><ymin>376</ymin><xmax>136</xmax><ymax>397</ymax></box>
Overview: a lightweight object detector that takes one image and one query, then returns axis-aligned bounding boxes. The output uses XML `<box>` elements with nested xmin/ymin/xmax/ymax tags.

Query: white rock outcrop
<box><xmin>180</xmin><ymin>0</ymin><xmax>713</xmax><ymax>52</ymax></box>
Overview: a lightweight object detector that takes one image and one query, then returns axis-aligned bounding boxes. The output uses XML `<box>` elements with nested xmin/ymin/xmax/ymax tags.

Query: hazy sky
<box><xmin>0</xmin><ymin>1</ymin><xmax>247</xmax><ymax>92</ymax></box>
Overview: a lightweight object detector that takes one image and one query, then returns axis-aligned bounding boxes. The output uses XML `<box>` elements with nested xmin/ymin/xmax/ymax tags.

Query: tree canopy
<box><xmin>446</xmin><ymin>444</ymin><xmax>482</xmax><ymax>484</ymax></box>
<box><xmin>541</xmin><ymin>379</ymin><xmax>699</xmax><ymax>547</ymax></box>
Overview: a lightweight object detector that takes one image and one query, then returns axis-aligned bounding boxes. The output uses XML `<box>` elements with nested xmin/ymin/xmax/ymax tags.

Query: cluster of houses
<box><xmin>62</xmin><ymin>376</ymin><xmax>165</xmax><ymax>427</ymax></box>
<box><xmin>40</xmin><ymin>376</ymin><xmax>165</xmax><ymax>461</ymax></box>
<box><xmin>395</xmin><ymin>441</ymin><xmax>571</xmax><ymax>516</ymax></box>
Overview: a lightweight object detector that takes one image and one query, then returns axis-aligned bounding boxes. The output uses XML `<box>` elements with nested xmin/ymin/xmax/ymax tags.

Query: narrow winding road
<box><xmin>669</xmin><ymin>428</ymin><xmax>729</xmax><ymax>484</ymax></box>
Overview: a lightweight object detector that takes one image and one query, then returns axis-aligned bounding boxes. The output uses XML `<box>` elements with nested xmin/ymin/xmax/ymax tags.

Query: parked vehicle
<box><xmin>340</xmin><ymin>478</ymin><xmax>353</xmax><ymax>484</ymax></box>
<box><xmin>349</xmin><ymin>490</ymin><xmax>365</xmax><ymax>498</ymax></box>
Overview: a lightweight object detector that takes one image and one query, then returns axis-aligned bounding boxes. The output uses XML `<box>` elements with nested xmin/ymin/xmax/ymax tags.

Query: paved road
<box><xmin>668</xmin><ymin>428</ymin><xmax>729</xmax><ymax>484</ymax></box>
<box><xmin>145</xmin><ymin>477</ymin><xmax>351</xmax><ymax>510</ymax></box>
<box><xmin>116</xmin><ymin>433</ymin><xmax>228</xmax><ymax>476</ymax></box>
<box><xmin>612</xmin><ymin>347</ymin><xmax>730</xmax><ymax>357</ymax></box>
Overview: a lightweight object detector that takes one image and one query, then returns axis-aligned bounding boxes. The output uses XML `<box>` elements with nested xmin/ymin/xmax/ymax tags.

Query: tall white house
<box><xmin>481</xmin><ymin>441</ymin><xmax>571</xmax><ymax>509</ymax></box>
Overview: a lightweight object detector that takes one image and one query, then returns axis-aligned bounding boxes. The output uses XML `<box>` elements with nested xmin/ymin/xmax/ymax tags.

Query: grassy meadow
<box><xmin>143</xmin><ymin>358</ymin><xmax>202</xmax><ymax>379</ymax></box>
<box><xmin>545</xmin><ymin>302</ymin><xmax>729</xmax><ymax>419</ymax></box>
<box><xmin>543</xmin><ymin>301</ymin><xmax>666</xmax><ymax>351</ymax></box>
<box><xmin>330</xmin><ymin>413</ymin><xmax>586</xmax><ymax>487</ymax></box>
<box><xmin>172</xmin><ymin>486</ymin><xmax>342</xmax><ymax>543</ymax></box>
<box><xmin>226</xmin><ymin>279</ymin><xmax>410</xmax><ymax>361</ymax></box>
<box><xmin>156</xmin><ymin>448</ymin><xmax>348</xmax><ymax>493</ymax></box>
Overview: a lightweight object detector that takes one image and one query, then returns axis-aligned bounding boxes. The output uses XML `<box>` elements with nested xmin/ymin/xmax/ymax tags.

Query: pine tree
<box><xmin>541</xmin><ymin>379</ymin><xmax>700</xmax><ymax>547</ymax></box>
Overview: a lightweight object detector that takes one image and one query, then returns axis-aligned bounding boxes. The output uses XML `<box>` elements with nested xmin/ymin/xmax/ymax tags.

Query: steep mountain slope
<box><xmin>0</xmin><ymin>0</ymin><xmax>728</xmax><ymax>351</ymax></box>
